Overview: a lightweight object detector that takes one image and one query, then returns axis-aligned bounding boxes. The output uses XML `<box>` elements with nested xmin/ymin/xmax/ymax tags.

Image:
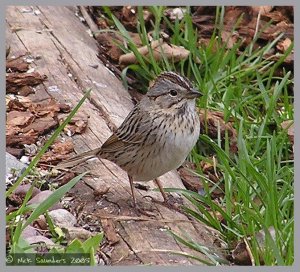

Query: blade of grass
<box><xmin>21</xmin><ymin>172</ymin><xmax>88</xmax><ymax>231</ymax></box>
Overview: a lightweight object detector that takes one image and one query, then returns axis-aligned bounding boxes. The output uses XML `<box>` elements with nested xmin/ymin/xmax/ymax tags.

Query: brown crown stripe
<box><xmin>157</xmin><ymin>71</ymin><xmax>193</xmax><ymax>90</ymax></box>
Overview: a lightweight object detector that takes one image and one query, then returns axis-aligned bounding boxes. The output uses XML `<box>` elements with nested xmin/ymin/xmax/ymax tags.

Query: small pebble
<box><xmin>20</xmin><ymin>156</ymin><xmax>30</xmax><ymax>164</ymax></box>
<box><xmin>27</xmin><ymin>190</ymin><xmax>53</xmax><ymax>205</ymax></box>
<box><xmin>21</xmin><ymin>225</ymin><xmax>38</xmax><ymax>239</ymax></box>
<box><xmin>15</xmin><ymin>184</ymin><xmax>41</xmax><ymax>198</ymax></box>
<box><xmin>48</xmin><ymin>209</ymin><xmax>77</xmax><ymax>227</ymax></box>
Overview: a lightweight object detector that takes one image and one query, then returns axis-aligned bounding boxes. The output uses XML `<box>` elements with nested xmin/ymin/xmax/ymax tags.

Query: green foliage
<box><xmin>51</xmin><ymin>233</ymin><xmax>104</xmax><ymax>265</ymax></box>
<box><xmin>106</xmin><ymin>6</ymin><xmax>294</xmax><ymax>265</ymax></box>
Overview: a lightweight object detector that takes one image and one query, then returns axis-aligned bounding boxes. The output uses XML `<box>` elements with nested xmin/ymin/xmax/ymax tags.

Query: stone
<box><xmin>15</xmin><ymin>184</ymin><xmax>41</xmax><ymax>198</ymax></box>
<box><xmin>6</xmin><ymin>152</ymin><xmax>26</xmax><ymax>174</ymax></box>
<box><xmin>27</xmin><ymin>190</ymin><xmax>62</xmax><ymax>210</ymax></box>
<box><xmin>48</xmin><ymin>209</ymin><xmax>77</xmax><ymax>227</ymax></box>
<box><xmin>21</xmin><ymin>225</ymin><xmax>39</xmax><ymax>240</ymax></box>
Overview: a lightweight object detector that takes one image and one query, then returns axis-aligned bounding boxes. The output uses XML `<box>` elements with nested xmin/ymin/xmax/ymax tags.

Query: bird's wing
<box><xmin>100</xmin><ymin>134</ymin><xmax>126</xmax><ymax>153</ymax></box>
<box><xmin>100</xmin><ymin>105</ymin><xmax>155</xmax><ymax>154</ymax></box>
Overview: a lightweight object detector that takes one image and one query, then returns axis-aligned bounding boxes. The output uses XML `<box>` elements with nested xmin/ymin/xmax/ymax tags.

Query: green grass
<box><xmin>104</xmin><ymin>6</ymin><xmax>294</xmax><ymax>265</ymax></box>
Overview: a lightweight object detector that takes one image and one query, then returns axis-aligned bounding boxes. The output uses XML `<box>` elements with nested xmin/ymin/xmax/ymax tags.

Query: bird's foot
<box><xmin>129</xmin><ymin>201</ymin><xmax>157</xmax><ymax>217</ymax></box>
<box><xmin>144</xmin><ymin>194</ymin><xmax>185</xmax><ymax>214</ymax></box>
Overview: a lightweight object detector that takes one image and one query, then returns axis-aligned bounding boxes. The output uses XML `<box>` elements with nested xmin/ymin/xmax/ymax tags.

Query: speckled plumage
<box><xmin>98</xmin><ymin>71</ymin><xmax>200</xmax><ymax>181</ymax></box>
<box><xmin>59</xmin><ymin>71</ymin><xmax>201</xmax><ymax>207</ymax></box>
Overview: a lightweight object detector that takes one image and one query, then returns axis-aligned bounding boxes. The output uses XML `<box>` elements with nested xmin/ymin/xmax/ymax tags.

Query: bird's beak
<box><xmin>186</xmin><ymin>88</ymin><xmax>202</xmax><ymax>99</ymax></box>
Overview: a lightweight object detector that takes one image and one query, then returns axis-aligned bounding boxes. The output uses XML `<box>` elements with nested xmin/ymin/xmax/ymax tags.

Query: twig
<box><xmin>253</xmin><ymin>8</ymin><xmax>262</xmax><ymax>41</ymax></box>
<box><xmin>244</xmin><ymin>237</ymin><xmax>255</xmax><ymax>266</ymax></box>
<box><xmin>119</xmin><ymin>39</ymin><xmax>163</xmax><ymax>65</ymax></box>
<box><xmin>96</xmin><ymin>214</ymin><xmax>191</xmax><ymax>223</ymax></box>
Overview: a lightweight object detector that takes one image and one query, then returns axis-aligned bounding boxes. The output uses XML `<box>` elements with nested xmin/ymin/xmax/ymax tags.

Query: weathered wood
<box><xmin>6</xmin><ymin>6</ymin><xmax>217</xmax><ymax>265</ymax></box>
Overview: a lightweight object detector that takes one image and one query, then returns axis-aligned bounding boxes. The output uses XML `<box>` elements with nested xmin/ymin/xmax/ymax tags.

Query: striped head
<box><xmin>147</xmin><ymin>71</ymin><xmax>201</xmax><ymax>110</ymax></box>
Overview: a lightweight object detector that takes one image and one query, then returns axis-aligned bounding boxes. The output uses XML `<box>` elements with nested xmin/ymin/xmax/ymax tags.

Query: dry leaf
<box><xmin>39</xmin><ymin>152</ymin><xmax>71</xmax><ymax>164</ymax></box>
<box><xmin>164</xmin><ymin>7</ymin><xmax>186</xmax><ymax>20</ymax></box>
<box><xmin>29</xmin><ymin>99</ymin><xmax>61</xmax><ymax>118</ymax></box>
<box><xmin>18</xmin><ymin>86</ymin><xmax>34</xmax><ymax>96</ymax></box>
<box><xmin>276</xmin><ymin>37</ymin><xmax>292</xmax><ymax>52</ymax></box>
<box><xmin>121</xmin><ymin>6</ymin><xmax>137</xmax><ymax>29</ymax></box>
<box><xmin>56</xmin><ymin>172</ymin><xmax>76</xmax><ymax>186</ymax></box>
<box><xmin>200</xmin><ymin>160</ymin><xmax>214</xmax><ymax>173</ymax></box>
<box><xmin>6</xmin><ymin>72</ymin><xmax>46</xmax><ymax>94</ymax></box>
<box><xmin>59</xmin><ymin>113</ymin><xmax>88</xmax><ymax>136</ymax></box>
<box><xmin>119</xmin><ymin>39</ymin><xmax>162</xmax><ymax>65</ymax></box>
<box><xmin>274</xmin><ymin>6</ymin><xmax>293</xmax><ymax>22</ymax></box>
<box><xmin>34</xmin><ymin>215</ymin><xmax>48</xmax><ymax>230</ymax></box>
<box><xmin>231</xmin><ymin>227</ymin><xmax>276</xmax><ymax>265</ymax></box>
<box><xmin>7</xmin><ymin>99</ymin><xmax>28</xmax><ymax>112</ymax></box>
<box><xmin>224</xmin><ymin>7</ymin><xmax>253</xmax><ymax>29</ymax></box>
<box><xmin>58</xmin><ymin>103</ymin><xmax>71</xmax><ymax>113</ymax></box>
<box><xmin>6</xmin><ymin>129</ymin><xmax>39</xmax><ymax>147</ymax></box>
<box><xmin>142</xmin><ymin>9</ymin><xmax>152</xmax><ymax>22</ymax></box>
<box><xmin>281</xmin><ymin>120</ymin><xmax>294</xmax><ymax>157</ymax></box>
<box><xmin>178</xmin><ymin>163</ymin><xmax>203</xmax><ymax>192</ymax></box>
<box><xmin>6</xmin><ymin>55</ymin><xmax>29</xmax><ymax>72</ymax></box>
<box><xmin>100</xmin><ymin>218</ymin><xmax>120</xmax><ymax>245</ymax></box>
<box><xmin>156</xmin><ymin>43</ymin><xmax>191</xmax><ymax>62</ymax></box>
<box><xmin>6</xmin><ymin>110</ymin><xmax>34</xmax><ymax>127</ymax></box>
<box><xmin>6</xmin><ymin>124</ymin><xmax>20</xmax><ymax>137</ymax></box>
<box><xmin>52</xmin><ymin>140</ymin><xmax>74</xmax><ymax>155</ymax></box>
<box><xmin>221</xmin><ymin>31</ymin><xmax>239</xmax><ymax>49</ymax></box>
<box><xmin>6</xmin><ymin>95</ymin><xmax>32</xmax><ymax>110</ymax></box>
<box><xmin>199</xmin><ymin>109</ymin><xmax>238</xmax><ymax>153</ymax></box>
<box><xmin>96</xmin><ymin>31</ymin><xmax>142</xmax><ymax>62</ymax></box>
<box><xmin>231</xmin><ymin>239</ymin><xmax>252</xmax><ymax>265</ymax></box>
<box><xmin>62</xmin><ymin>226</ymin><xmax>94</xmax><ymax>242</ymax></box>
<box><xmin>39</xmin><ymin>139</ymin><xmax>74</xmax><ymax>165</ymax></box>
<box><xmin>23</xmin><ymin>116</ymin><xmax>58</xmax><ymax>135</ymax></box>
<box><xmin>178</xmin><ymin>161</ymin><xmax>223</xmax><ymax>198</ymax></box>
<box><xmin>252</xmin><ymin>6</ymin><xmax>273</xmax><ymax>15</ymax></box>
<box><xmin>261</xmin><ymin>10</ymin><xmax>289</xmax><ymax>23</ymax></box>
<box><xmin>281</xmin><ymin>120</ymin><xmax>294</xmax><ymax>143</ymax></box>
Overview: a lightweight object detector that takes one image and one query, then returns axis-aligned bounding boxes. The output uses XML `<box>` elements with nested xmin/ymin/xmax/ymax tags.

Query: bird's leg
<box><xmin>128</xmin><ymin>175</ymin><xmax>137</xmax><ymax>207</ymax></box>
<box><xmin>154</xmin><ymin>178</ymin><xmax>169</xmax><ymax>202</ymax></box>
<box><xmin>128</xmin><ymin>175</ymin><xmax>156</xmax><ymax>217</ymax></box>
<box><xmin>153</xmin><ymin>178</ymin><xmax>183</xmax><ymax>213</ymax></box>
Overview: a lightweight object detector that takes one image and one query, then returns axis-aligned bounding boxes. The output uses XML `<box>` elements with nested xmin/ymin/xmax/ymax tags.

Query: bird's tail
<box><xmin>55</xmin><ymin>147</ymin><xmax>102</xmax><ymax>169</ymax></box>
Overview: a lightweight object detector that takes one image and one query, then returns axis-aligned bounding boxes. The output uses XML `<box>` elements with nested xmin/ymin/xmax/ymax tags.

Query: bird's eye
<box><xmin>169</xmin><ymin>89</ymin><xmax>178</xmax><ymax>97</ymax></box>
